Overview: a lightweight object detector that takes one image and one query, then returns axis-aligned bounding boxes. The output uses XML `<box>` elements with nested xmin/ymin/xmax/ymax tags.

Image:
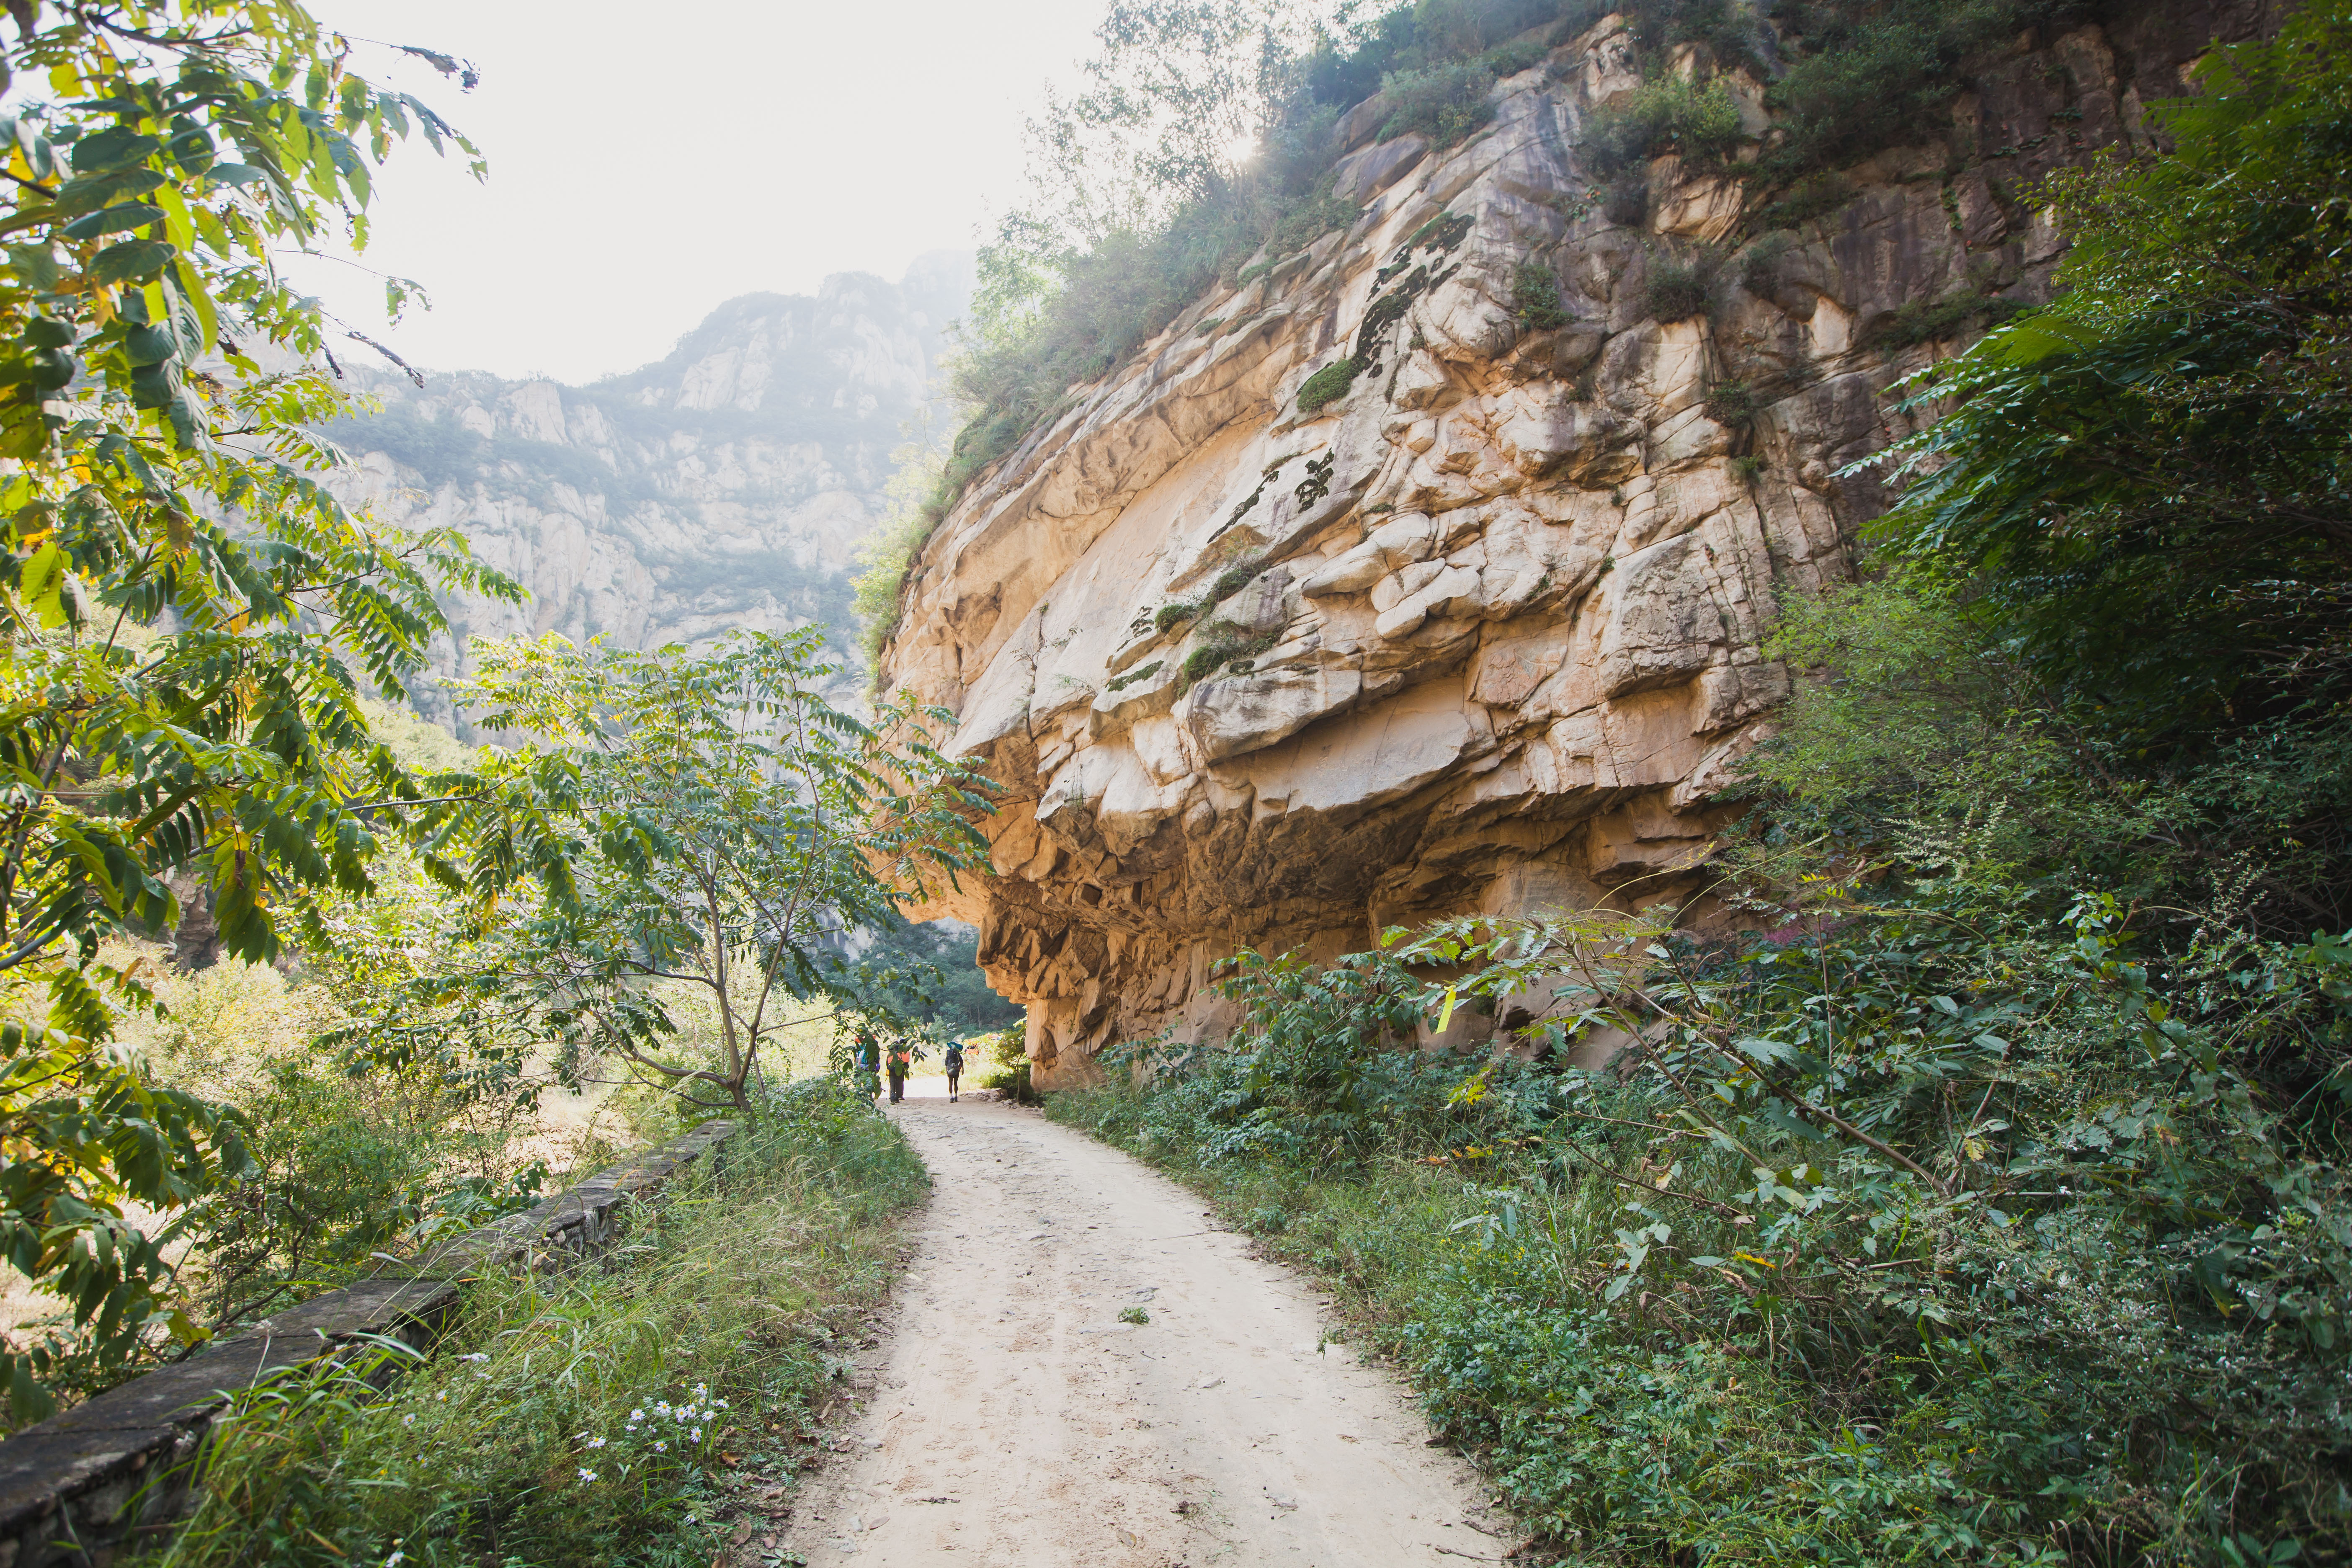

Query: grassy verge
<box><xmin>149</xmin><ymin>1078</ymin><xmax>926</xmax><ymax>1568</ymax></box>
<box><xmin>1044</xmin><ymin>946</ymin><xmax>2350</xmax><ymax>1567</ymax></box>
<box><xmin>1045</xmin><ymin>1073</ymin><xmax>1996</xmax><ymax>1563</ymax></box>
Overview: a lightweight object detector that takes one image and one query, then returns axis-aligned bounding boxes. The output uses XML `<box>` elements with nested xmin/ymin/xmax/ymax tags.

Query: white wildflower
<box><xmin>586</xmin><ymin>1437</ymin><xmax>606</xmax><ymax>1449</ymax></box>
<box><xmin>578</xmin><ymin>1467</ymin><xmax>598</xmax><ymax>1482</ymax></box>
<box><xmin>654</xmin><ymin>1440</ymin><xmax>668</xmax><ymax>1452</ymax></box>
<box><xmin>401</xmin><ymin>1414</ymin><xmax>415</xmax><ymax>1428</ymax></box>
<box><xmin>689</xmin><ymin>1427</ymin><xmax>702</xmax><ymax>1442</ymax></box>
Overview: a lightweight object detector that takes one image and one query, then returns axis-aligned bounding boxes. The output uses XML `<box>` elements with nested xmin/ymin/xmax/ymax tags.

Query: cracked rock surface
<box><xmin>877</xmin><ymin>4</ymin><xmax>2269</xmax><ymax>1086</ymax></box>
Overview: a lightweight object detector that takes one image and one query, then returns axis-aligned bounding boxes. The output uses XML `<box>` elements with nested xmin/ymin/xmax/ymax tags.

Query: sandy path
<box><xmin>763</xmin><ymin>1095</ymin><xmax>1504</xmax><ymax>1567</ymax></box>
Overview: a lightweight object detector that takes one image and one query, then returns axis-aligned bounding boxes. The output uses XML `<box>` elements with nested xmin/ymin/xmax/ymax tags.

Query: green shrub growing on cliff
<box><xmin>1580</xmin><ymin>74</ymin><xmax>1745</xmax><ymax>176</ymax></box>
<box><xmin>1295</xmin><ymin>359</ymin><xmax>1361</xmax><ymax>413</ymax></box>
<box><xmin>1177</xmin><ymin>620</ymin><xmax>1283</xmax><ymax>691</ymax></box>
<box><xmin>1643</xmin><ymin>249</ymin><xmax>1719</xmax><ymax>320</ymax></box>
<box><xmin>1511</xmin><ymin>257</ymin><xmax>1571</xmax><ymax>328</ymax></box>
<box><xmin>1377</xmin><ymin>60</ymin><xmax>1500</xmax><ymax>146</ymax></box>
<box><xmin>852</xmin><ymin>438</ymin><xmax>950</xmax><ymax>668</ymax></box>
<box><xmin>1209</xmin><ymin>556</ymin><xmax>1268</xmax><ymax>602</ymax></box>
<box><xmin>1864</xmin><ymin>285</ymin><xmax>2030</xmax><ymax>349</ymax></box>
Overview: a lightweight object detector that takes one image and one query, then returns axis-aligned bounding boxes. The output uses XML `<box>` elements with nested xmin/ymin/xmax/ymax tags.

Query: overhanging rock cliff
<box><xmin>878</xmin><ymin>5</ymin><xmax>2264</xmax><ymax>1088</ymax></box>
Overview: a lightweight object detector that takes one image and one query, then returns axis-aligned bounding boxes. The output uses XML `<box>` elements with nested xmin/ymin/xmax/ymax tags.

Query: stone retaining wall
<box><xmin>0</xmin><ymin>1117</ymin><xmax>739</xmax><ymax>1568</ymax></box>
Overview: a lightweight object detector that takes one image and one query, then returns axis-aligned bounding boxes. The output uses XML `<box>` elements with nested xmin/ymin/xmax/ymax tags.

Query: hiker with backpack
<box><xmin>943</xmin><ymin>1040</ymin><xmax>965</xmax><ymax>1101</ymax></box>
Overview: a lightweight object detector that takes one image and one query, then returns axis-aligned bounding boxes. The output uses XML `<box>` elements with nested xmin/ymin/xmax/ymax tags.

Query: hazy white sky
<box><xmin>294</xmin><ymin>0</ymin><xmax>1105</xmax><ymax>383</ymax></box>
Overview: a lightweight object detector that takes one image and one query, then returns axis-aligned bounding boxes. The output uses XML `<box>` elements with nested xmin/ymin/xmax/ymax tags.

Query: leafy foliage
<box><xmin>1375</xmin><ymin>59</ymin><xmax>1498</xmax><ymax>147</ymax></box>
<box><xmin>1643</xmin><ymin>247</ymin><xmax>1718</xmax><ymax>321</ymax></box>
<box><xmin>351</xmin><ymin>630</ymin><xmax>995</xmax><ymax>1117</ymax></box>
<box><xmin>119</xmin><ymin>924</ymin><xmax>562</xmax><ymax>1341</ymax></box>
<box><xmin>849</xmin><ymin>435</ymin><xmax>947</xmax><ymax>669</ymax></box>
<box><xmin>1864</xmin><ymin>0</ymin><xmax>2352</xmax><ymax>752</ymax></box>
<box><xmin>851</xmin><ymin>915</ymin><xmax>1023</xmax><ymax>1037</ymax></box>
<box><xmin>1510</xmin><ymin>255</ymin><xmax>1569</xmax><ymax>328</ymax></box>
<box><xmin>0</xmin><ymin>0</ymin><xmax>566</xmax><ymax>1423</ymax></box>
<box><xmin>1294</xmin><ymin>358</ymin><xmax>1359</xmax><ymax>413</ymax></box>
<box><xmin>1579</xmin><ymin>74</ymin><xmax>1744</xmax><ymax>176</ymax></box>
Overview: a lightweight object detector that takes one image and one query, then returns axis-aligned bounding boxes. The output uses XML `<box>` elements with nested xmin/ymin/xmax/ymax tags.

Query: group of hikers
<box><xmin>854</xmin><ymin>1024</ymin><xmax>965</xmax><ymax>1104</ymax></box>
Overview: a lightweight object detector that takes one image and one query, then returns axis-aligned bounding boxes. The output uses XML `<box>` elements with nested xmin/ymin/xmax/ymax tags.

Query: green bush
<box><xmin>1177</xmin><ymin>618</ymin><xmax>1284</xmax><ymax>691</ymax></box>
<box><xmin>1581</xmin><ymin>75</ymin><xmax>1746</xmax><ymax>176</ymax></box>
<box><xmin>851</xmin><ymin>440</ymin><xmax>949</xmax><ymax>670</ymax></box>
<box><xmin>1377</xmin><ymin>61</ymin><xmax>1500</xmax><ymax>147</ymax></box>
<box><xmin>1296</xmin><ymin>359</ymin><xmax>1361</xmax><ymax>414</ymax></box>
<box><xmin>1759</xmin><ymin>0</ymin><xmax>2062</xmax><ymax>183</ymax></box>
<box><xmin>1054</xmin><ymin>864</ymin><xmax>2352</xmax><ymax>1560</ymax></box>
<box><xmin>1511</xmin><ymin>257</ymin><xmax>1570</xmax><ymax>329</ymax></box>
<box><xmin>975</xmin><ymin>1025</ymin><xmax>1037</xmax><ymax>1104</ymax></box>
<box><xmin>1479</xmin><ymin>38</ymin><xmax>1550</xmax><ymax>77</ymax></box>
<box><xmin>1601</xmin><ymin>174</ymin><xmax>1649</xmax><ymax>226</ymax></box>
<box><xmin>1754</xmin><ymin>171</ymin><xmax>1854</xmax><ymax>231</ymax></box>
<box><xmin>1701</xmin><ymin>377</ymin><xmax>1755</xmax><ymax>425</ymax></box>
<box><xmin>1643</xmin><ymin>249</ymin><xmax>1718</xmax><ymax>320</ymax></box>
<box><xmin>1267</xmin><ymin>182</ymin><xmax>1365</xmax><ymax>259</ymax></box>
<box><xmin>1209</xmin><ymin>556</ymin><xmax>1267</xmax><ymax>602</ymax></box>
<box><xmin>1736</xmin><ymin>230</ymin><xmax>1795</xmax><ymax>295</ymax></box>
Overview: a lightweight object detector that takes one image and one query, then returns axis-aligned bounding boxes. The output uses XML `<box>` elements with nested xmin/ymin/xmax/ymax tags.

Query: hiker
<box><xmin>943</xmin><ymin>1039</ymin><xmax>965</xmax><ymax>1102</ymax></box>
<box><xmin>887</xmin><ymin>1040</ymin><xmax>913</xmax><ymax>1104</ymax></box>
<box><xmin>855</xmin><ymin>1025</ymin><xmax>881</xmax><ymax>1104</ymax></box>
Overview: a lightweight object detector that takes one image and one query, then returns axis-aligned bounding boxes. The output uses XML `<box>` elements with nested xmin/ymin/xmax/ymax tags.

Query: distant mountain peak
<box><xmin>324</xmin><ymin>253</ymin><xmax>971</xmax><ymax>731</ymax></box>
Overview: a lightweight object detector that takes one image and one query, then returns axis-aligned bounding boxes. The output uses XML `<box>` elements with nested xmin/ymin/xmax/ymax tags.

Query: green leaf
<box><xmin>61</xmin><ymin>202</ymin><xmax>161</xmax><ymax>240</ymax></box>
<box><xmin>87</xmin><ymin>237</ymin><xmax>173</xmax><ymax>286</ymax></box>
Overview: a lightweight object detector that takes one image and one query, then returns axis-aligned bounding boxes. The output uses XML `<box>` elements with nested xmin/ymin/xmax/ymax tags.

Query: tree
<box><xmin>0</xmin><ymin>1</ymin><xmax>557</xmax><ymax>1421</ymax></box>
<box><xmin>410</xmin><ymin>630</ymin><xmax>993</xmax><ymax>1117</ymax></box>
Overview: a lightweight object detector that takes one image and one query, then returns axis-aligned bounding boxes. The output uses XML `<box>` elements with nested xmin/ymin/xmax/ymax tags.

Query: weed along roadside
<box><xmin>46</xmin><ymin>1081</ymin><xmax>926</xmax><ymax>1568</ymax></box>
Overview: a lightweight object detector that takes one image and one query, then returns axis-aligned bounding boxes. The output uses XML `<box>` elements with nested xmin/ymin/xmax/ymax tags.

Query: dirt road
<box><xmin>765</xmin><ymin>1095</ymin><xmax>1505</xmax><ymax>1566</ymax></box>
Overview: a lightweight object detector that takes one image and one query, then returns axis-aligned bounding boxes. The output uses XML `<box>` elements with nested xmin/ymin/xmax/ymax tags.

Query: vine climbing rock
<box><xmin>752</xmin><ymin>1098</ymin><xmax>1506</xmax><ymax>1566</ymax></box>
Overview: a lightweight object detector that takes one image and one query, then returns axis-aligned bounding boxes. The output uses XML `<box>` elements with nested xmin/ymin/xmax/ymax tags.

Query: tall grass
<box><xmin>148</xmin><ymin>1078</ymin><xmax>925</xmax><ymax>1568</ymax></box>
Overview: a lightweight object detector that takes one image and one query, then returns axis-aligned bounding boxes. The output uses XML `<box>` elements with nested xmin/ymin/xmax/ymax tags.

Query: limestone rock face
<box><xmin>875</xmin><ymin>7</ymin><xmax>2265</xmax><ymax>1087</ymax></box>
<box><xmin>330</xmin><ymin>255</ymin><xmax>970</xmax><ymax>728</ymax></box>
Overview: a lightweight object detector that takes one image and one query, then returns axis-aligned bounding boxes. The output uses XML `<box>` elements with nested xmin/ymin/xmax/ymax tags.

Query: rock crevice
<box><xmin>878</xmin><ymin>4</ymin><xmax>2266</xmax><ymax>1087</ymax></box>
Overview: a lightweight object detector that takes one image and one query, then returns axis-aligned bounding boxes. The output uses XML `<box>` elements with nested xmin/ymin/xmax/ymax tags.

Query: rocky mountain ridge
<box><xmin>328</xmin><ymin>253</ymin><xmax>972</xmax><ymax>730</ymax></box>
<box><xmin>876</xmin><ymin>3</ymin><xmax>2268</xmax><ymax>1087</ymax></box>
